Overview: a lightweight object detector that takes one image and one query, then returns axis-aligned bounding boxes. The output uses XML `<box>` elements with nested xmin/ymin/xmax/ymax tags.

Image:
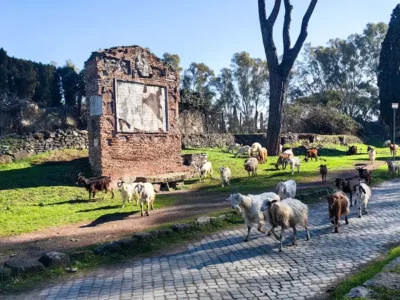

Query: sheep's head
<box><xmin>117</xmin><ymin>179</ymin><xmax>125</xmax><ymax>189</ymax></box>
<box><xmin>275</xmin><ymin>182</ymin><xmax>286</xmax><ymax>198</ymax></box>
<box><xmin>226</xmin><ymin>193</ymin><xmax>244</xmax><ymax>212</ymax></box>
<box><xmin>75</xmin><ymin>172</ymin><xmax>84</xmax><ymax>185</ymax></box>
<box><xmin>219</xmin><ymin>166</ymin><xmax>225</xmax><ymax>174</ymax></box>
<box><xmin>134</xmin><ymin>183</ymin><xmax>145</xmax><ymax>194</ymax></box>
<box><xmin>261</xmin><ymin>199</ymin><xmax>278</xmax><ymax>212</ymax></box>
<box><xmin>353</xmin><ymin>184</ymin><xmax>366</xmax><ymax>198</ymax></box>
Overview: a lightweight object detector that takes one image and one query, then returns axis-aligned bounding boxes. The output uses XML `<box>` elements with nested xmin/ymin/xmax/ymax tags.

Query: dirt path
<box><xmin>0</xmin><ymin>162</ymin><xmax>383</xmax><ymax>264</ymax></box>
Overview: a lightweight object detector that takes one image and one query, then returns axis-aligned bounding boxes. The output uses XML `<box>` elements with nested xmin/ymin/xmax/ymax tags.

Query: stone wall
<box><xmin>85</xmin><ymin>46</ymin><xmax>187</xmax><ymax>179</ymax></box>
<box><xmin>181</xmin><ymin>134</ymin><xmax>235</xmax><ymax>149</ymax></box>
<box><xmin>0</xmin><ymin>129</ymin><xmax>88</xmax><ymax>164</ymax></box>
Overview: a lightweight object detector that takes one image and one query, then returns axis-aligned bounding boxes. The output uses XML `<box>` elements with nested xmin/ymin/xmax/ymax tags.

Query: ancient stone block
<box><xmin>38</xmin><ymin>251</ymin><xmax>70</xmax><ymax>268</ymax></box>
<box><xmin>172</xmin><ymin>223</ymin><xmax>191</xmax><ymax>233</ymax></box>
<box><xmin>0</xmin><ymin>155</ymin><xmax>13</xmax><ymax>164</ymax></box>
<box><xmin>196</xmin><ymin>216</ymin><xmax>211</xmax><ymax>226</ymax></box>
<box><xmin>4</xmin><ymin>259</ymin><xmax>44</xmax><ymax>277</ymax></box>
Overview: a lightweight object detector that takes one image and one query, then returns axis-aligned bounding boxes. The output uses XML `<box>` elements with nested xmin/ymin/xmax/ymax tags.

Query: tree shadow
<box><xmin>76</xmin><ymin>205</ymin><xmax>122</xmax><ymax>213</ymax></box>
<box><xmin>79</xmin><ymin>211</ymin><xmax>139</xmax><ymax>228</ymax></box>
<box><xmin>0</xmin><ymin>157</ymin><xmax>90</xmax><ymax>190</ymax></box>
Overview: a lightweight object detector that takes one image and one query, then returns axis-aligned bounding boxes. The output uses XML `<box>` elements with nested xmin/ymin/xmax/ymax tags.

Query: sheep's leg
<box><xmin>345</xmin><ymin>215</ymin><xmax>349</xmax><ymax>225</ymax></box>
<box><xmin>270</xmin><ymin>226</ymin><xmax>281</xmax><ymax>241</ymax></box>
<box><xmin>146</xmin><ymin>202</ymin><xmax>150</xmax><ymax>216</ymax></box>
<box><xmin>297</xmin><ymin>165</ymin><xmax>300</xmax><ymax>173</ymax></box>
<box><xmin>349</xmin><ymin>194</ymin><xmax>353</xmax><ymax>207</ymax></box>
<box><xmin>88</xmin><ymin>191</ymin><xmax>91</xmax><ymax>201</ymax></box>
<box><xmin>140</xmin><ymin>202</ymin><xmax>144</xmax><ymax>217</ymax></box>
<box><xmin>358</xmin><ymin>205</ymin><xmax>362</xmax><ymax>218</ymax></box>
<box><xmin>334</xmin><ymin>214</ymin><xmax>340</xmax><ymax>233</ymax></box>
<box><xmin>257</xmin><ymin>222</ymin><xmax>266</xmax><ymax>233</ymax></box>
<box><xmin>151</xmin><ymin>200</ymin><xmax>154</xmax><ymax>211</ymax></box>
<box><xmin>110</xmin><ymin>189</ymin><xmax>114</xmax><ymax>199</ymax></box>
<box><xmin>292</xmin><ymin>226</ymin><xmax>297</xmax><ymax>246</ymax></box>
<box><xmin>305</xmin><ymin>225</ymin><xmax>310</xmax><ymax>241</ymax></box>
<box><xmin>279</xmin><ymin>227</ymin><xmax>285</xmax><ymax>252</ymax></box>
<box><xmin>92</xmin><ymin>191</ymin><xmax>96</xmax><ymax>201</ymax></box>
<box><xmin>244</xmin><ymin>226</ymin><xmax>251</xmax><ymax>242</ymax></box>
<box><xmin>122</xmin><ymin>196</ymin><xmax>126</xmax><ymax>208</ymax></box>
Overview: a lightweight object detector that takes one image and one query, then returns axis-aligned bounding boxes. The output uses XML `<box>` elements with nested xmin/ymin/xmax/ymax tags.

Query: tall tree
<box><xmin>258</xmin><ymin>0</ymin><xmax>318</xmax><ymax>155</ymax></box>
<box><xmin>162</xmin><ymin>53</ymin><xmax>182</xmax><ymax>73</ymax></box>
<box><xmin>378</xmin><ymin>4</ymin><xmax>400</xmax><ymax>127</ymax></box>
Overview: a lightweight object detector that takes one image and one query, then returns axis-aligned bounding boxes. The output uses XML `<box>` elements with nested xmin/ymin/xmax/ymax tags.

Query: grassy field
<box><xmin>0</xmin><ymin>143</ymin><xmax>396</xmax><ymax>237</ymax></box>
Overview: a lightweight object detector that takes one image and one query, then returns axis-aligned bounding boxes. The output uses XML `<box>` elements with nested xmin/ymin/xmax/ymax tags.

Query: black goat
<box><xmin>356</xmin><ymin>167</ymin><xmax>371</xmax><ymax>185</ymax></box>
<box><xmin>335</xmin><ymin>177</ymin><xmax>361</xmax><ymax>207</ymax></box>
<box><xmin>76</xmin><ymin>173</ymin><xmax>114</xmax><ymax>201</ymax></box>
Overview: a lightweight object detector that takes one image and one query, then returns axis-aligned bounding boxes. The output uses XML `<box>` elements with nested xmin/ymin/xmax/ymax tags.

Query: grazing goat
<box><xmin>249</xmin><ymin>142</ymin><xmax>263</xmax><ymax>157</ymax></box>
<box><xmin>276</xmin><ymin>180</ymin><xmax>296</xmax><ymax>199</ymax></box>
<box><xmin>199</xmin><ymin>161</ymin><xmax>213</xmax><ymax>182</ymax></box>
<box><xmin>368</xmin><ymin>148</ymin><xmax>376</xmax><ymax>165</ymax></box>
<box><xmin>353</xmin><ymin>182</ymin><xmax>371</xmax><ymax>218</ymax></box>
<box><xmin>383</xmin><ymin>140</ymin><xmax>391</xmax><ymax>147</ymax></box>
<box><xmin>347</xmin><ymin>146</ymin><xmax>358</xmax><ymax>155</ymax></box>
<box><xmin>219</xmin><ymin>166</ymin><xmax>231</xmax><ymax>187</ymax></box>
<box><xmin>288</xmin><ymin>157</ymin><xmax>301</xmax><ymax>175</ymax></box>
<box><xmin>258</xmin><ymin>147</ymin><xmax>267</xmax><ymax>164</ymax></box>
<box><xmin>75</xmin><ymin>173</ymin><xmax>114</xmax><ymax>201</ymax></box>
<box><xmin>261</xmin><ymin>198</ymin><xmax>310</xmax><ymax>252</ymax></box>
<box><xmin>227</xmin><ymin>143</ymin><xmax>241</xmax><ymax>153</ymax></box>
<box><xmin>356</xmin><ymin>167</ymin><xmax>372</xmax><ymax>185</ymax></box>
<box><xmin>327</xmin><ymin>191</ymin><xmax>349</xmax><ymax>233</ymax></box>
<box><xmin>275</xmin><ymin>153</ymin><xmax>291</xmax><ymax>170</ymax></box>
<box><xmin>335</xmin><ymin>177</ymin><xmax>360</xmax><ymax>207</ymax></box>
<box><xmin>387</xmin><ymin>160</ymin><xmax>400</xmax><ymax>174</ymax></box>
<box><xmin>245</xmin><ymin>157</ymin><xmax>258</xmax><ymax>176</ymax></box>
<box><xmin>134</xmin><ymin>182</ymin><xmax>156</xmax><ymax>217</ymax></box>
<box><xmin>304</xmin><ymin>148</ymin><xmax>318</xmax><ymax>162</ymax></box>
<box><xmin>117</xmin><ymin>180</ymin><xmax>139</xmax><ymax>208</ymax></box>
<box><xmin>319</xmin><ymin>165</ymin><xmax>328</xmax><ymax>182</ymax></box>
<box><xmin>227</xmin><ymin>192</ymin><xmax>279</xmax><ymax>242</ymax></box>
<box><xmin>234</xmin><ymin>145</ymin><xmax>250</xmax><ymax>158</ymax></box>
<box><xmin>390</xmin><ymin>144</ymin><xmax>398</xmax><ymax>156</ymax></box>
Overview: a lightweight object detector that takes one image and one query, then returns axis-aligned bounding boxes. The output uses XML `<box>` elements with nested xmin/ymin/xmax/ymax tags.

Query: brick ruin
<box><xmin>85</xmin><ymin>46</ymin><xmax>187</xmax><ymax>183</ymax></box>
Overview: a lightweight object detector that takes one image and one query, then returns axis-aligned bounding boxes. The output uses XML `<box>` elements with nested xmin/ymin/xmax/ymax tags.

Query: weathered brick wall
<box><xmin>85</xmin><ymin>46</ymin><xmax>186</xmax><ymax>179</ymax></box>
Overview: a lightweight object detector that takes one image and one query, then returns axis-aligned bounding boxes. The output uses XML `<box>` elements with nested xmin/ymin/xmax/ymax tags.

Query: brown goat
<box><xmin>319</xmin><ymin>165</ymin><xmax>328</xmax><ymax>182</ymax></box>
<box><xmin>304</xmin><ymin>148</ymin><xmax>318</xmax><ymax>162</ymax></box>
<box><xmin>275</xmin><ymin>153</ymin><xmax>291</xmax><ymax>170</ymax></box>
<box><xmin>76</xmin><ymin>173</ymin><xmax>114</xmax><ymax>201</ymax></box>
<box><xmin>327</xmin><ymin>191</ymin><xmax>349</xmax><ymax>233</ymax></box>
<box><xmin>258</xmin><ymin>147</ymin><xmax>268</xmax><ymax>164</ymax></box>
<box><xmin>390</xmin><ymin>144</ymin><xmax>398</xmax><ymax>156</ymax></box>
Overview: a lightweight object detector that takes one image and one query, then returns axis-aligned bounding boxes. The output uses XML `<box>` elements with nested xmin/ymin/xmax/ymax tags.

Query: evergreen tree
<box><xmin>378</xmin><ymin>4</ymin><xmax>400</xmax><ymax>126</ymax></box>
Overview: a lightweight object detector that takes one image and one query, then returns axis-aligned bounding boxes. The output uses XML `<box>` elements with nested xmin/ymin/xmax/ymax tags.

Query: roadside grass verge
<box><xmin>0</xmin><ymin>211</ymin><xmax>243</xmax><ymax>295</ymax></box>
<box><xmin>329</xmin><ymin>245</ymin><xmax>400</xmax><ymax>300</ymax></box>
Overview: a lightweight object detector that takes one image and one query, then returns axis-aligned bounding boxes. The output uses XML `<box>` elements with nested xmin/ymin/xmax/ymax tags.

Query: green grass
<box><xmin>0</xmin><ymin>143</ymin><xmax>396</xmax><ymax>237</ymax></box>
<box><xmin>329</xmin><ymin>245</ymin><xmax>400</xmax><ymax>300</ymax></box>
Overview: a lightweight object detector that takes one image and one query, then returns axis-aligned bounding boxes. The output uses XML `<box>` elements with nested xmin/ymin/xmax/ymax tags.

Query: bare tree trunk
<box><xmin>266</xmin><ymin>75</ymin><xmax>287</xmax><ymax>154</ymax></box>
<box><xmin>254</xmin><ymin>110</ymin><xmax>258</xmax><ymax>133</ymax></box>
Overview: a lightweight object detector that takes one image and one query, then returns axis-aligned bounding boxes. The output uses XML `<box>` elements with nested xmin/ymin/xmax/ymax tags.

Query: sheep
<box><xmin>275</xmin><ymin>153</ymin><xmax>291</xmax><ymax>170</ymax></box>
<box><xmin>249</xmin><ymin>142</ymin><xmax>263</xmax><ymax>157</ymax></box>
<box><xmin>199</xmin><ymin>161</ymin><xmax>213</xmax><ymax>182</ymax></box>
<box><xmin>304</xmin><ymin>148</ymin><xmax>318</xmax><ymax>162</ymax></box>
<box><xmin>383</xmin><ymin>140</ymin><xmax>391</xmax><ymax>147</ymax></box>
<box><xmin>288</xmin><ymin>157</ymin><xmax>301</xmax><ymax>175</ymax></box>
<box><xmin>386</xmin><ymin>160</ymin><xmax>400</xmax><ymax>175</ymax></box>
<box><xmin>347</xmin><ymin>145</ymin><xmax>358</xmax><ymax>155</ymax></box>
<box><xmin>234</xmin><ymin>145</ymin><xmax>250</xmax><ymax>158</ymax></box>
<box><xmin>390</xmin><ymin>143</ymin><xmax>398</xmax><ymax>156</ymax></box>
<box><xmin>335</xmin><ymin>177</ymin><xmax>361</xmax><ymax>207</ymax></box>
<box><xmin>117</xmin><ymin>180</ymin><xmax>139</xmax><ymax>208</ymax></box>
<box><xmin>226</xmin><ymin>192</ymin><xmax>280</xmax><ymax>242</ymax></box>
<box><xmin>244</xmin><ymin>157</ymin><xmax>258</xmax><ymax>176</ymax></box>
<box><xmin>368</xmin><ymin>148</ymin><xmax>376</xmax><ymax>165</ymax></box>
<box><xmin>356</xmin><ymin>167</ymin><xmax>372</xmax><ymax>185</ymax></box>
<box><xmin>327</xmin><ymin>191</ymin><xmax>350</xmax><ymax>233</ymax></box>
<box><xmin>282</xmin><ymin>149</ymin><xmax>294</xmax><ymax>158</ymax></box>
<box><xmin>319</xmin><ymin>164</ymin><xmax>328</xmax><ymax>182</ymax></box>
<box><xmin>275</xmin><ymin>180</ymin><xmax>296</xmax><ymax>199</ymax></box>
<box><xmin>75</xmin><ymin>173</ymin><xmax>114</xmax><ymax>201</ymax></box>
<box><xmin>227</xmin><ymin>143</ymin><xmax>241</xmax><ymax>153</ymax></box>
<box><xmin>261</xmin><ymin>198</ymin><xmax>310</xmax><ymax>252</ymax></box>
<box><xmin>353</xmin><ymin>182</ymin><xmax>372</xmax><ymax>218</ymax></box>
<box><xmin>134</xmin><ymin>182</ymin><xmax>156</xmax><ymax>217</ymax></box>
<box><xmin>258</xmin><ymin>147</ymin><xmax>268</xmax><ymax>164</ymax></box>
<box><xmin>219</xmin><ymin>166</ymin><xmax>231</xmax><ymax>187</ymax></box>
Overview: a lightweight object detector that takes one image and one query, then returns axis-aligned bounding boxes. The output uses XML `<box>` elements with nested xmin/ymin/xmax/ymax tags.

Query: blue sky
<box><xmin>0</xmin><ymin>0</ymin><xmax>398</xmax><ymax>74</ymax></box>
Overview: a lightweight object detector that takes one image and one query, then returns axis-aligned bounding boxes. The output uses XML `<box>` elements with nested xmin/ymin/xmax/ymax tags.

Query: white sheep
<box><xmin>134</xmin><ymin>182</ymin><xmax>156</xmax><ymax>217</ymax></box>
<box><xmin>283</xmin><ymin>149</ymin><xmax>294</xmax><ymax>158</ymax></box>
<box><xmin>276</xmin><ymin>180</ymin><xmax>296</xmax><ymax>199</ymax></box>
<box><xmin>244</xmin><ymin>157</ymin><xmax>258</xmax><ymax>176</ymax></box>
<box><xmin>227</xmin><ymin>143</ymin><xmax>241</xmax><ymax>153</ymax></box>
<box><xmin>383</xmin><ymin>140</ymin><xmax>391</xmax><ymax>147</ymax></box>
<box><xmin>199</xmin><ymin>161</ymin><xmax>213</xmax><ymax>182</ymax></box>
<box><xmin>226</xmin><ymin>192</ymin><xmax>280</xmax><ymax>242</ymax></box>
<box><xmin>219</xmin><ymin>166</ymin><xmax>231</xmax><ymax>187</ymax></box>
<box><xmin>354</xmin><ymin>182</ymin><xmax>372</xmax><ymax>218</ymax></box>
<box><xmin>117</xmin><ymin>180</ymin><xmax>139</xmax><ymax>208</ymax></box>
<box><xmin>368</xmin><ymin>149</ymin><xmax>376</xmax><ymax>165</ymax></box>
<box><xmin>234</xmin><ymin>145</ymin><xmax>250</xmax><ymax>158</ymax></box>
<box><xmin>288</xmin><ymin>157</ymin><xmax>301</xmax><ymax>175</ymax></box>
<box><xmin>249</xmin><ymin>142</ymin><xmax>263</xmax><ymax>157</ymax></box>
<box><xmin>261</xmin><ymin>198</ymin><xmax>310</xmax><ymax>252</ymax></box>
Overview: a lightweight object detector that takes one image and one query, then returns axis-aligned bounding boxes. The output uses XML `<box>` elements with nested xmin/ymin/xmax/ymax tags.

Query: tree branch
<box><xmin>292</xmin><ymin>0</ymin><xmax>318</xmax><ymax>54</ymax></box>
<box><xmin>283</xmin><ymin>0</ymin><xmax>293</xmax><ymax>51</ymax></box>
<box><xmin>267</xmin><ymin>0</ymin><xmax>282</xmax><ymax>27</ymax></box>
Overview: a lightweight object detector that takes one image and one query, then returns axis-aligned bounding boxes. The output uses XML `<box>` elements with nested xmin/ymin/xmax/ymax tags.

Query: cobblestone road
<box><xmin>17</xmin><ymin>180</ymin><xmax>400</xmax><ymax>299</ymax></box>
